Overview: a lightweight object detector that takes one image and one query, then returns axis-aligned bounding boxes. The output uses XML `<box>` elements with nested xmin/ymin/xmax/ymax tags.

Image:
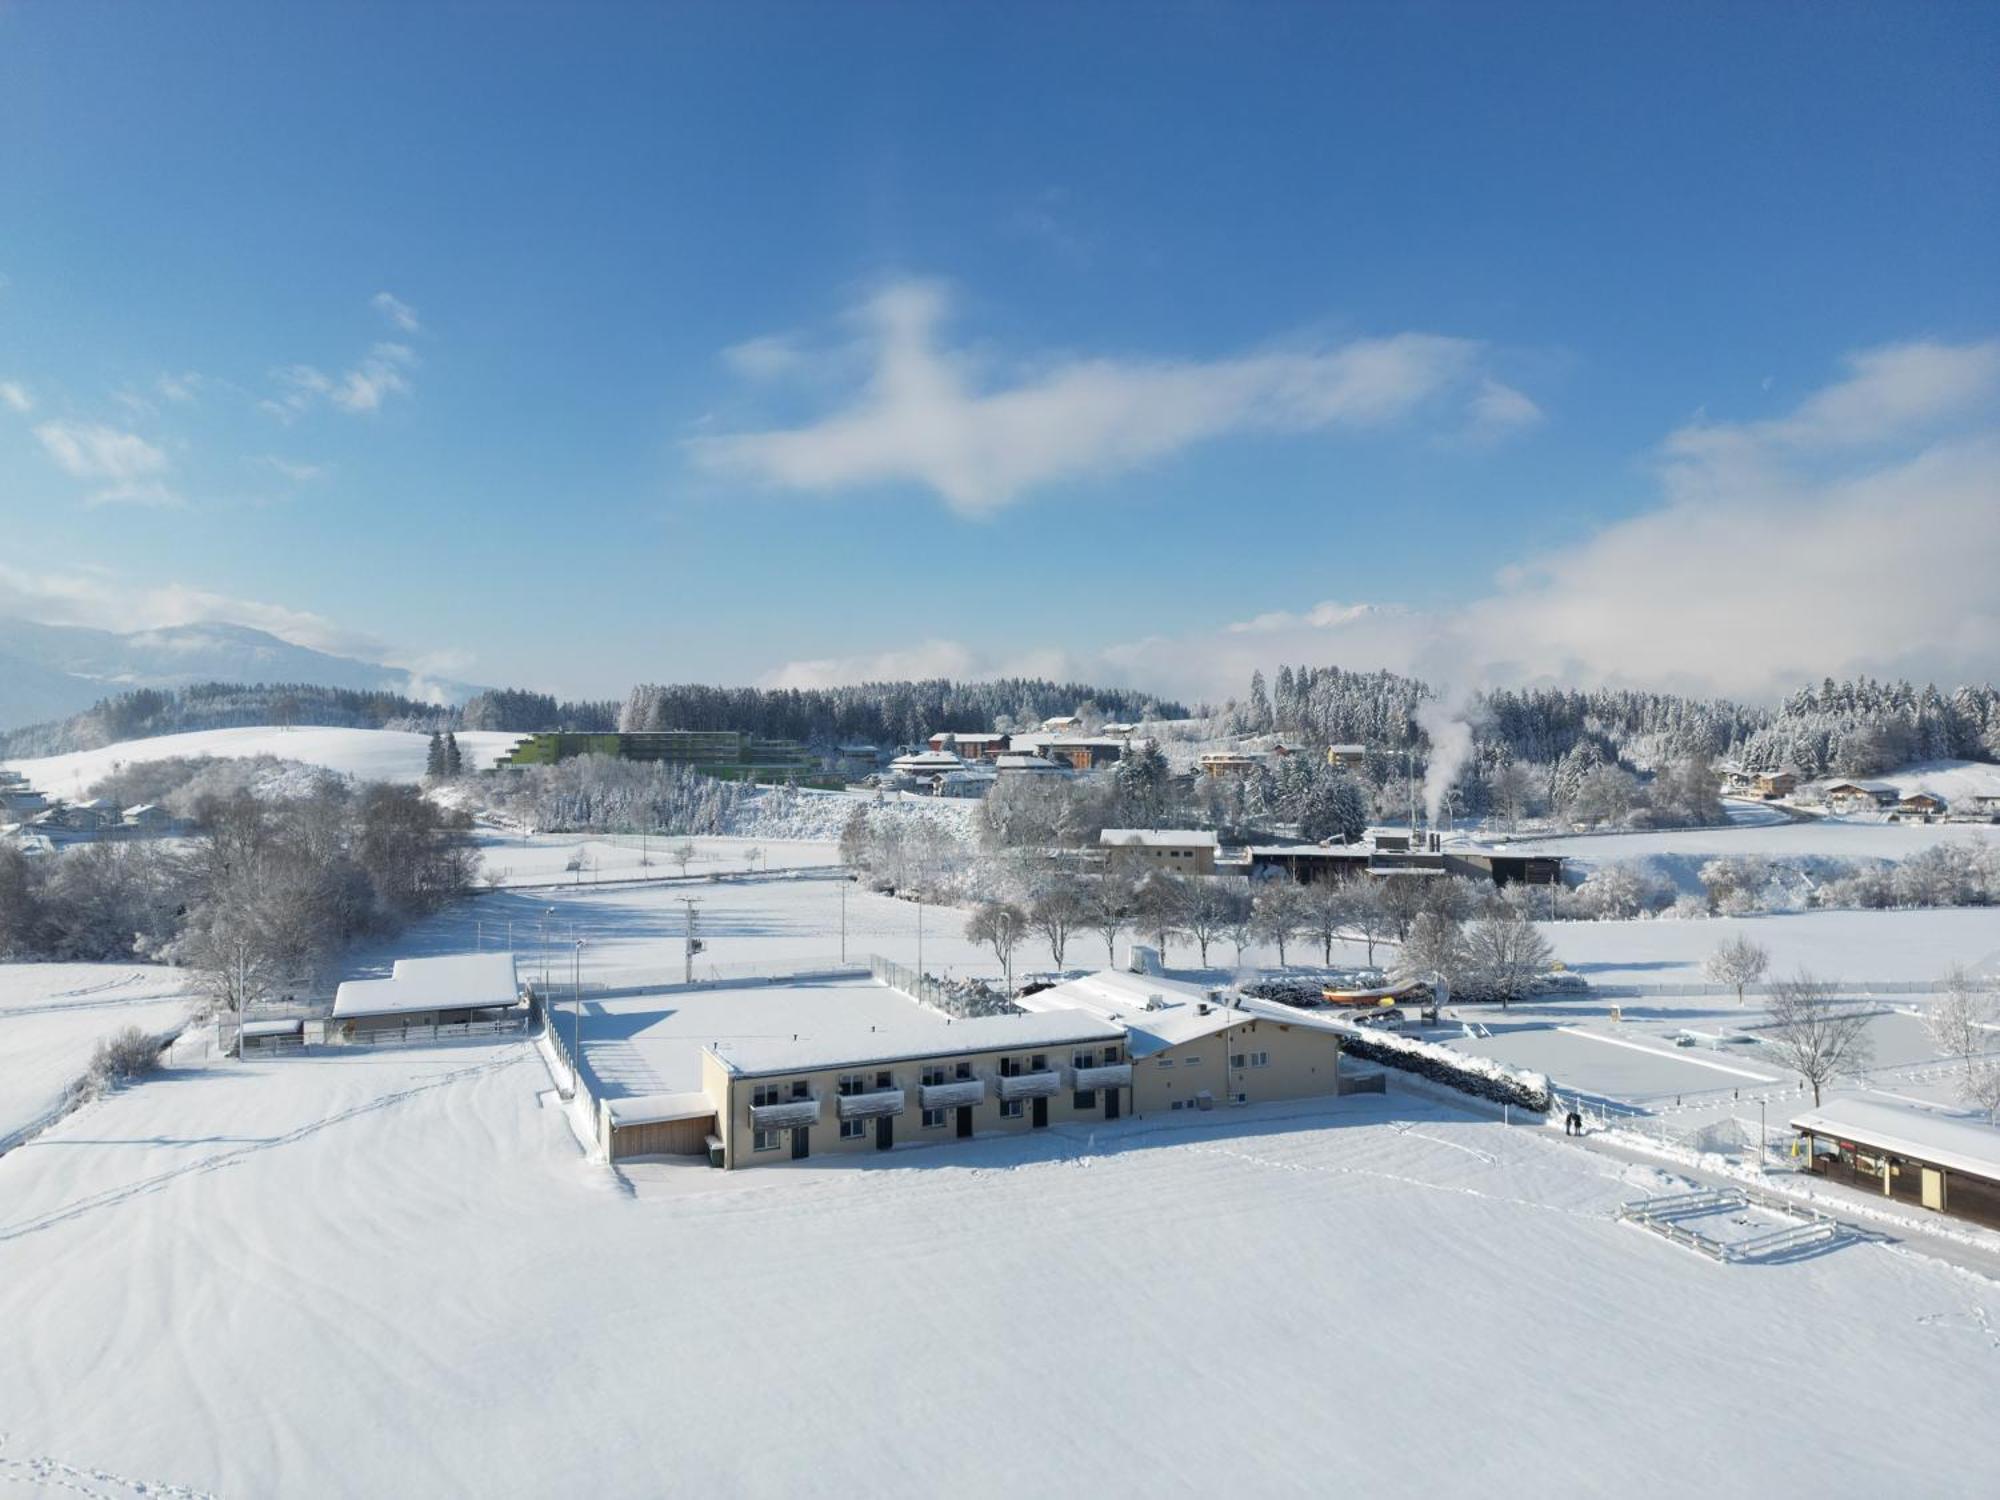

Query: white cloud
<box><xmin>0</xmin><ymin>379</ymin><xmax>32</xmax><ymax>414</ymax></box>
<box><xmin>1464</xmin><ymin>378</ymin><xmax>1544</xmax><ymax>441</ymax></box>
<box><xmin>250</xmin><ymin>455</ymin><xmax>330</xmax><ymax>484</ymax></box>
<box><xmin>371</xmin><ymin>291</ymin><xmax>422</xmax><ymax>334</ymax></box>
<box><xmin>32</xmin><ymin>419</ymin><xmax>182</xmax><ymax>507</ymax></box>
<box><xmin>721</xmin><ymin>335</ymin><xmax>810</xmax><ymax>382</ymax></box>
<box><xmin>693</xmin><ymin>279</ymin><xmax>1530</xmax><ymax>515</ymax></box>
<box><xmin>0</xmin><ymin>562</ymin><xmax>389</xmax><ymax>659</ymax></box>
<box><xmin>754</xmin><ymin>337</ymin><xmax>2000</xmax><ymax>704</ymax></box>
<box><xmin>155</xmin><ymin>371</ymin><xmax>202</xmax><ymax>403</ymax></box>
<box><xmin>269</xmin><ymin>341</ymin><xmax>417</xmax><ymax>419</ymax></box>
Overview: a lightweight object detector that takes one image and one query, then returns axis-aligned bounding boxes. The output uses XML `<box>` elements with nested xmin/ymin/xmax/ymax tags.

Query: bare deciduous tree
<box><xmin>1765</xmin><ymin>970</ymin><xmax>1874</xmax><ymax>1106</ymax></box>
<box><xmin>965</xmin><ymin>898</ymin><xmax>1027</xmax><ymax>994</ymax></box>
<box><xmin>672</xmin><ymin>840</ymin><xmax>698</xmax><ymax>877</ymax></box>
<box><xmin>1703</xmin><ymin>933</ymin><xmax>1770</xmax><ymax>1007</ymax></box>
<box><xmin>1082</xmin><ymin>873</ymin><xmax>1132</xmax><ymax>966</ymax></box>
<box><xmin>1463</xmin><ymin>911</ymin><xmax>1553</xmax><ymax>1009</ymax></box>
<box><xmin>1028</xmin><ymin>873</ymin><xmax>1086</xmax><ymax>970</ymax></box>
<box><xmin>1252</xmin><ymin>881</ymin><xmax>1308</xmax><ymax>968</ymax></box>
<box><xmin>1924</xmin><ymin>963</ymin><xmax>1995</xmax><ymax>1080</ymax></box>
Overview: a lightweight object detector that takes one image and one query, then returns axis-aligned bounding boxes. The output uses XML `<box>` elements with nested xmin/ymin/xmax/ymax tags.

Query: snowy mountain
<box><xmin>0</xmin><ymin>616</ymin><xmax>484</xmax><ymax>730</ymax></box>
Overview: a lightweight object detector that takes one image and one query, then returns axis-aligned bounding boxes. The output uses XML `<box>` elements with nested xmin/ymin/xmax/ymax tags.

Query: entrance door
<box><xmin>956</xmin><ymin>1105</ymin><xmax>973</xmax><ymax>1139</ymax></box>
<box><xmin>1032</xmin><ymin>1097</ymin><xmax>1049</xmax><ymax>1129</ymax></box>
<box><xmin>791</xmin><ymin>1126</ymin><xmax>810</xmax><ymax>1161</ymax></box>
<box><xmin>876</xmin><ymin>1116</ymin><xmax>894</xmax><ymax>1151</ymax></box>
<box><xmin>1922</xmin><ymin>1166</ymin><xmax>1946</xmax><ymax>1212</ymax></box>
<box><xmin>1105</xmin><ymin>1089</ymin><xmax>1121</xmax><ymax>1122</ymax></box>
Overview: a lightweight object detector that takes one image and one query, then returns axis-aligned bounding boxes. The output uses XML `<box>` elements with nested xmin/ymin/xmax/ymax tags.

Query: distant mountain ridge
<box><xmin>0</xmin><ymin>616</ymin><xmax>485</xmax><ymax>731</ymax></box>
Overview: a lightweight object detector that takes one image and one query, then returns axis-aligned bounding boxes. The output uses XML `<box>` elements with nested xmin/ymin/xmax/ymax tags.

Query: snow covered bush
<box><xmin>1327</xmin><ymin>1024</ymin><xmax>1553</xmax><ymax>1113</ymax></box>
<box><xmin>87</xmin><ymin>1026</ymin><xmax>163</xmax><ymax>1089</ymax></box>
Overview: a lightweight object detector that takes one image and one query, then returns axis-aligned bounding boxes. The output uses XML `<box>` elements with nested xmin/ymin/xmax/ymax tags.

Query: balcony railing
<box><xmin>918</xmin><ymin>1079</ymin><xmax>986</xmax><ymax>1109</ymax></box>
<box><xmin>835</xmin><ymin>1089</ymin><xmax>906</xmax><ymax>1121</ymax></box>
<box><xmin>995</xmin><ymin>1070</ymin><xmax>1061</xmax><ymax>1102</ymax></box>
<box><xmin>749</xmin><ymin>1097</ymin><xmax>821</xmax><ymax>1130</ymax></box>
<box><xmin>1071</xmin><ymin>1063</ymin><xmax>1133</xmax><ymax>1091</ymax></box>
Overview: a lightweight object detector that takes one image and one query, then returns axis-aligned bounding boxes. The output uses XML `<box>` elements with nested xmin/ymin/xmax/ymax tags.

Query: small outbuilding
<box><xmin>331</xmin><ymin>952</ymin><xmax>523</xmax><ymax>1035</ymax></box>
<box><xmin>1791</xmin><ymin>1096</ymin><xmax>2000</xmax><ymax>1231</ymax></box>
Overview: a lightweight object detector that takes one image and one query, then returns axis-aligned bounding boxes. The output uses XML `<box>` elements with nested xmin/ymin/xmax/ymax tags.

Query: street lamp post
<box><xmin>839</xmin><ymin>878</ymin><xmax>847</xmax><ymax>965</ymax></box>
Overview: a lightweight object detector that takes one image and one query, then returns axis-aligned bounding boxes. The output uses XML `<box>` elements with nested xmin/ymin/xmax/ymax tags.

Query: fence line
<box><xmin>1587</xmin><ymin>979</ymin><xmax>1943</xmax><ymax>999</ymax></box>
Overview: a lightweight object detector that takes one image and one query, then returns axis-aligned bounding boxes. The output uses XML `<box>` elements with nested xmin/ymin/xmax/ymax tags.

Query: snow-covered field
<box><xmin>473</xmin><ymin>828</ymin><xmax>840</xmax><ymax>887</ymax></box>
<box><xmin>0</xmin><ymin>963</ymin><xmax>195</xmax><ymax>1147</ymax></box>
<box><xmin>1498</xmin><ymin>812</ymin><xmax>2000</xmax><ymax>867</ymax></box>
<box><xmin>2</xmin><ymin>725</ymin><xmax>528</xmax><ymax>797</ymax></box>
<box><xmin>3</xmin><ymin>1035</ymin><xmax>1997</xmax><ymax>1496</ymax></box>
<box><xmin>1543</xmin><ymin>908</ymin><xmax>2000</xmax><ymax>987</ymax></box>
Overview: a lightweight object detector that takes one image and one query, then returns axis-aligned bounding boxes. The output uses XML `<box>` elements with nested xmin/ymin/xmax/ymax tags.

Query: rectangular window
<box><xmin>1074</xmin><ymin>1090</ymin><xmax>1098</xmax><ymax>1111</ymax></box>
<box><xmin>1230</xmin><ymin>1053</ymin><xmax>1246</xmax><ymax>1069</ymax></box>
<box><xmin>954</xmin><ymin>1061</ymin><xmax>973</xmax><ymax>1081</ymax></box>
<box><xmin>1073</xmin><ymin>1050</ymin><xmax>1097</xmax><ymax>1070</ymax></box>
<box><xmin>1031</xmin><ymin>1054</ymin><xmax>1047</xmax><ymax>1071</ymax></box>
<box><xmin>999</xmin><ymin>1056</ymin><xmax>1021</xmax><ymax>1078</ymax></box>
<box><xmin>753</xmin><ymin>1128</ymin><xmax>779</xmax><ymax>1152</ymax></box>
<box><xmin>921</xmin><ymin>1065</ymin><xmax>946</xmax><ymax>1087</ymax></box>
<box><xmin>1000</xmin><ymin>1099</ymin><xmax>1024</xmax><ymax>1119</ymax></box>
<box><xmin>1182</xmin><ymin>1055</ymin><xmax>1201</xmax><ymax>1067</ymax></box>
<box><xmin>1156</xmin><ymin>1058</ymin><xmax>1174</xmax><ymax>1069</ymax></box>
<box><xmin>921</xmin><ymin>1107</ymin><xmax>946</xmax><ymax>1129</ymax></box>
<box><xmin>752</xmin><ymin>1084</ymin><xmax>781</xmax><ymax>1108</ymax></box>
<box><xmin>875</xmin><ymin>1071</ymin><xmax>893</xmax><ymax>1090</ymax></box>
<box><xmin>838</xmin><ymin>1073</ymin><xmax>865</xmax><ymax>1096</ymax></box>
<box><xmin>1250</xmin><ymin>1051</ymin><xmax>1270</xmax><ymax>1069</ymax></box>
<box><xmin>1170</xmin><ymin>1100</ymin><xmax>1184</xmax><ymax>1111</ymax></box>
<box><xmin>790</xmin><ymin>1080</ymin><xmax>809</xmax><ymax>1101</ymax></box>
<box><xmin>1104</xmin><ymin>1044</ymin><xmax>1121</xmax><ymax>1064</ymax></box>
<box><xmin>839</xmin><ymin>1118</ymin><xmax>866</xmax><ymax>1140</ymax></box>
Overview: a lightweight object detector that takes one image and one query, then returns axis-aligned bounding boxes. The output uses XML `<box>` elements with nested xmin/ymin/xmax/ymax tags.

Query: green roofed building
<box><xmin>495</xmin><ymin>731</ymin><xmax>832</xmax><ymax>785</ymax></box>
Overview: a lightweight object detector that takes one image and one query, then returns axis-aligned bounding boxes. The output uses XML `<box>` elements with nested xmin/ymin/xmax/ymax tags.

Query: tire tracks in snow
<box><xmin>0</xmin><ymin>1053</ymin><xmax>526</xmax><ymax>1247</ymax></box>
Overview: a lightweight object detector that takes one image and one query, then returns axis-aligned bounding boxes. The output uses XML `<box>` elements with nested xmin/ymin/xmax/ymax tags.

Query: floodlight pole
<box><xmin>677</xmin><ymin>897</ymin><xmax>703</xmax><ymax>985</ymax></box>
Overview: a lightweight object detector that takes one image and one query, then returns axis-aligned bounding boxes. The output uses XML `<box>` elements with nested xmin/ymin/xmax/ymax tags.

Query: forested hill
<box><xmin>1220</xmin><ymin>666</ymin><xmax>2000</xmax><ymax>777</ymax></box>
<box><xmin>617</xmin><ymin>679</ymin><xmax>1185</xmax><ymax>746</ymax></box>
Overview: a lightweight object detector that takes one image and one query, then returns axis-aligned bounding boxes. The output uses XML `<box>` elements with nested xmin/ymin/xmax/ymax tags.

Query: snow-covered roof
<box><xmin>1015</xmin><ymin>970</ymin><xmax>1250</xmax><ymax>1057</ymax></box>
<box><xmin>995</xmin><ymin>754</ymin><xmax>1062</xmax><ymax>770</ymax></box>
<box><xmin>1245</xmin><ymin>843</ymin><xmax>1368</xmax><ymax>858</ymax></box>
<box><xmin>934</xmin><ymin>733</ymin><xmax>1008</xmax><ymax>745</ymax></box>
<box><xmin>890</xmin><ymin>751</ymin><xmax>964</xmax><ymax>770</ymax></box>
<box><xmin>709</xmin><ymin>1009</ymin><xmax>1127</xmax><ymax>1078</ymax></box>
<box><xmin>1790</xmin><ymin>1096</ymin><xmax>2000</xmax><ymax>1181</ymax></box>
<box><xmin>123</xmin><ymin>803</ymin><xmax>159</xmax><ymax>816</ymax></box>
<box><xmin>1823</xmin><ymin>780</ymin><xmax>1898</xmax><ymax>796</ymax></box>
<box><xmin>332</xmin><ymin>952</ymin><xmax>520</xmax><ymax>1018</ymax></box>
<box><xmin>240</xmin><ymin>1018</ymin><xmax>305</xmax><ymax>1038</ymax></box>
<box><xmin>1099</xmin><ymin>829</ymin><xmax>1219</xmax><ymax>848</ymax></box>
<box><xmin>604</xmin><ymin>1090</ymin><xmax>717</xmax><ymax>1127</ymax></box>
<box><xmin>1326</xmin><ymin>743</ymin><xmax>1366</xmax><ymax>754</ymax></box>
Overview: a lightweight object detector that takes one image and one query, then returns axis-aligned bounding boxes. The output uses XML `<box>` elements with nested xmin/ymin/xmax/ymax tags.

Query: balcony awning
<box><xmin>918</xmin><ymin>1079</ymin><xmax>986</xmax><ymax>1109</ymax></box>
<box><xmin>1072</xmin><ymin>1063</ymin><xmax>1133</xmax><ymax>1091</ymax></box>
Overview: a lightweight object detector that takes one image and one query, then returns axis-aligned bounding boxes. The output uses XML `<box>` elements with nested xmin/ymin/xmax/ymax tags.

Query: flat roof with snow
<box><xmin>1790</xmin><ymin>1096</ymin><xmax>2000</xmax><ymax>1182</ymax></box>
<box><xmin>332</xmin><ymin>952</ymin><xmax>520</xmax><ymax>1019</ymax></box>
<box><xmin>1015</xmin><ymin>970</ymin><xmax>1248</xmax><ymax>1057</ymax></box>
<box><xmin>1100</xmin><ymin>829</ymin><xmax>1219</xmax><ymax>848</ymax></box>
<box><xmin>710</xmin><ymin>1009</ymin><xmax>1126</xmax><ymax>1079</ymax></box>
<box><xmin>603</xmin><ymin>1091</ymin><xmax>717</xmax><ymax>1127</ymax></box>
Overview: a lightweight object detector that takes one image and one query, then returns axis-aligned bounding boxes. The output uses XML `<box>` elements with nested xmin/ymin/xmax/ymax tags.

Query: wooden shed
<box><xmin>601</xmin><ymin>1092</ymin><xmax>720</xmax><ymax>1160</ymax></box>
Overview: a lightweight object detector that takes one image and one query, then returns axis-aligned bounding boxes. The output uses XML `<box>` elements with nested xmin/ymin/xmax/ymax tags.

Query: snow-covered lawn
<box><xmin>2</xmin><ymin>725</ymin><xmax>528</xmax><ymax>797</ymax></box>
<box><xmin>1542</xmin><ymin>908</ymin><xmax>2000</xmax><ymax>987</ymax></box>
<box><xmin>0</xmin><ymin>963</ymin><xmax>195</xmax><ymax>1147</ymax></box>
<box><xmin>2</xmin><ymin>1038</ymin><xmax>1996</xmax><ymax>1496</ymax></box>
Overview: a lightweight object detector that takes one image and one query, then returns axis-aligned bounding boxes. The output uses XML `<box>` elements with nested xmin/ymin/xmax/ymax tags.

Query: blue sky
<box><xmin>2</xmin><ymin>1</ymin><xmax>1995</xmax><ymax>705</ymax></box>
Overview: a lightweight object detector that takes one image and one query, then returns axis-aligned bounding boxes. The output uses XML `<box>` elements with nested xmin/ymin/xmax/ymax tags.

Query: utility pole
<box><xmin>916</xmin><ymin>894</ymin><xmax>925</xmax><ymax>978</ymax></box>
<box><xmin>677</xmin><ymin>896</ymin><xmax>704</xmax><ymax>985</ymax></box>
<box><xmin>839</xmin><ymin>878</ymin><xmax>847</xmax><ymax>965</ymax></box>
<box><xmin>1759</xmin><ymin>1098</ymin><xmax>1767</xmax><ymax>1169</ymax></box>
<box><xmin>572</xmin><ymin>937</ymin><xmax>585</xmax><ymax>1091</ymax></box>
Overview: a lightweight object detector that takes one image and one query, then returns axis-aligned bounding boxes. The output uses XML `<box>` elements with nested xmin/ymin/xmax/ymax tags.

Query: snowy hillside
<box><xmin>0</xmin><ymin>615</ymin><xmax>487</xmax><ymax>731</ymax></box>
<box><xmin>0</xmin><ymin>964</ymin><xmax>195</xmax><ymax>1148</ymax></box>
<box><xmin>1822</xmin><ymin>758</ymin><xmax>2000</xmax><ymax>805</ymax></box>
<box><xmin>2</xmin><ymin>725</ymin><xmax>528</xmax><ymax>797</ymax></box>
